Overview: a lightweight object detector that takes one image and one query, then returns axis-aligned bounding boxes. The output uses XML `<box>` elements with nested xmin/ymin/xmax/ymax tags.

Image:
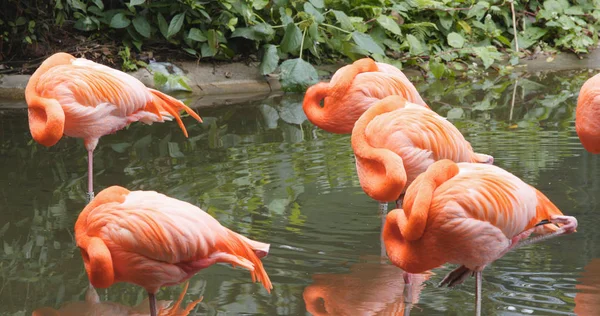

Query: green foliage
<box><xmin>1</xmin><ymin>0</ymin><xmax>600</xmax><ymax>87</ymax></box>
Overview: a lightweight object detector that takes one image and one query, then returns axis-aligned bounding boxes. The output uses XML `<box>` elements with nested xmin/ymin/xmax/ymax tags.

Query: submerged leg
<box><xmin>403</xmin><ymin>272</ymin><xmax>414</xmax><ymax>316</ymax></box>
<box><xmin>475</xmin><ymin>271</ymin><xmax>482</xmax><ymax>316</ymax></box>
<box><xmin>148</xmin><ymin>292</ymin><xmax>157</xmax><ymax>316</ymax></box>
<box><xmin>87</xmin><ymin>149</ymin><xmax>95</xmax><ymax>203</ymax></box>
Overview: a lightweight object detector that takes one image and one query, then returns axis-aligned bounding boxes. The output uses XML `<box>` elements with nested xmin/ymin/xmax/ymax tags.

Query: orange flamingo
<box><xmin>74</xmin><ymin>186</ymin><xmax>272</xmax><ymax>316</ymax></box>
<box><xmin>575</xmin><ymin>258</ymin><xmax>600</xmax><ymax>316</ymax></box>
<box><xmin>25</xmin><ymin>52</ymin><xmax>202</xmax><ymax>201</ymax></box>
<box><xmin>576</xmin><ymin>73</ymin><xmax>600</xmax><ymax>154</ymax></box>
<box><xmin>351</xmin><ymin>95</ymin><xmax>493</xmax><ymax>212</ymax></box>
<box><xmin>302</xmin><ymin>58</ymin><xmax>428</xmax><ymax>134</ymax></box>
<box><xmin>303</xmin><ymin>261</ymin><xmax>430</xmax><ymax>316</ymax></box>
<box><xmin>383</xmin><ymin>159</ymin><xmax>578</xmax><ymax>316</ymax></box>
<box><xmin>32</xmin><ymin>282</ymin><xmax>201</xmax><ymax>316</ymax></box>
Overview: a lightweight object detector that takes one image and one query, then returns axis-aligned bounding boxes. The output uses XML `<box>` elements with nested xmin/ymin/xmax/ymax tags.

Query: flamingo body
<box><xmin>383</xmin><ymin>160</ymin><xmax>576</xmax><ymax>274</ymax></box>
<box><xmin>302</xmin><ymin>58</ymin><xmax>428</xmax><ymax>134</ymax></box>
<box><xmin>74</xmin><ymin>186</ymin><xmax>272</xmax><ymax>301</ymax></box>
<box><xmin>576</xmin><ymin>73</ymin><xmax>600</xmax><ymax>154</ymax></box>
<box><xmin>26</xmin><ymin>52</ymin><xmax>202</xmax><ymax>151</ymax></box>
<box><xmin>352</xmin><ymin>96</ymin><xmax>493</xmax><ymax>203</ymax></box>
<box><xmin>26</xmin><ymin>52</ymin><xmax>202</xmax><ymax>200</ymax></box>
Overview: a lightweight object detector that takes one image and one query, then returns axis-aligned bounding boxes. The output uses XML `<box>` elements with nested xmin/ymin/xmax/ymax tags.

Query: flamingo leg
<box><xmin>87</xmin><ymin>149</ymin><xmax>95</xmax><ymax>203</ymax></box>
<box><xmin>148</xmin><ymin>292</ymin><xmax>157</xmax><ymax>316</ymax></box>
<box><xmin>379</xmin><ymin>202</ymin><xmax>388</xmax><ymax>259</ymax></box>
<box><xmin>395</xmin><ymin>193</ymin><xmax>405</xmax><ymax>209</ymax></box>
<box><xmin>499</xmin><ymin>215</ymin><xmax>578</xmax><ymax>258</ymax></box>
<box><xmin>475</xmin><ymin>271</ymin><xmax>482</xmax><ymax>316</ymax></box>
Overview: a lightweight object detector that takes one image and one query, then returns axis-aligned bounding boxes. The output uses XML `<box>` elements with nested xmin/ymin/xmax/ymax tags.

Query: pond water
<box><xmin>0</xmin><ymin>69</ymin><xmax>599</xmax><ymax>316</ymax></box>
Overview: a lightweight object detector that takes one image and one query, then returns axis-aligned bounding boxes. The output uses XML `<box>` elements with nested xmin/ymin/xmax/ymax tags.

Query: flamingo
<box><xmin>576</xmin><ymin>73</ymin><xmax>600</xmax><ymax>154</ymax></box>
<box><xmin>25</xmin><ymin>52</ymin><xmax>202</xmax><ymax>202</ymax></box>
<box><xmin>32</xmin><ymin>282</ymin><xmax>201</xmax><ymax>316</ymax></box>
<box><xmin>302</xmin><ymin>58</ymin><xmax>428</xmax><ymax>134</ymax></box>
<box><xmin>383</xmin><ymin>159</ymin><xmax>578</xmax><ymax>316</ymax></box>
<box><xmin>303</xmin><ymin>261</ymin><xmax>430</xmax><ymax>316</ymax></box>
<box><xmin>351</xmin><ymin>95</ymin><xmax>493</xmax><ymax>214</ymax></box>
<box><xmin>74</xmin><ymin>186</ymin><xmax>272</xmax><ymax>316</ymax></box>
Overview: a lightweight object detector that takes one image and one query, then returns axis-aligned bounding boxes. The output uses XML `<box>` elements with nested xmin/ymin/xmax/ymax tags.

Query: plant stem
<box><xmin>509</xmin><ymin>0</ymin><xmax>519</xmax><ymax>52</ymax></box>
<box><xmin>320</xmin><ymin>23</ymin><xmax>352</xmax><ymax>34</ymax></box>
<box><xmin>299</xmin><ymin>26</ymin><xmax>307</xmax><ymax>60</ymax></box>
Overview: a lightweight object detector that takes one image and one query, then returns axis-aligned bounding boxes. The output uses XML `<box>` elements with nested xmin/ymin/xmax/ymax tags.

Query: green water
<box><xmin>0</xmin><ymin>70</ymin><xmax>598</xmax><ymax>315</ymax></box>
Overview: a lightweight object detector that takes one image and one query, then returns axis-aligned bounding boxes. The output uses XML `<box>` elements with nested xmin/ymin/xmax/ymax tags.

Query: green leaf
<box><xmin>129</xmin><ymin>0</ymin><xmax>145</xmax><ymax>6</ymax></box>
<box><xmin>183</xmin><ymin>47</ymin><xmax>198</xmax><ymax>56</ymax></box>
<box><xmin>304</xmin><ymin>3</ymin><xmax>324</xmax><ymax>23</ymax></box>
<box><xmin>458</xmin><ymin>20</ymin><xmax>471</xmax><ymax>34</ymax></box>
<box><xmin>473</xmin><ymin>47</ymin><xmax>494</xmax><ymax>69</ymax></box>
<box><xmin>167</xmin><ymin>13</ymin><xmax>185</xmax><ymax>38</ymax></box>
<box><xmin>280</xmin><ymin>23</ymin><xmax>302</xmax><ymax>54</ymax></box>
<box><xmin>406</xmin><ymin>34</ymin><xmax>425</xmax><ymax>55</ymax></box>
<box><xmin>429</xmin><ymin>59</ymin><xmax>445</xmax><ymax>79</ymax></box>
<box><xmin>69</xmin><ymin>0</ymin><xmax>87</xmax><ymax>11</ymax></box>
<box><xmin>377</xmin><ymin>15</ymin><xmax>402</xmax><ymax>36</ymax></box>
<box><xmin>260</xmin><ymin>44</ymin><xmax>279</xmax><ymax>75</ymax></box>
<box><xmin>447</xmin><ymin>32</ymin><xmax>465</xmax><ymax>48</ymax></box>
<box><xmin>109</xmin><ymin>13</ymin><xmax>130</xmax><ymax>29</ymax></box>
<box><xmin>91</xmin><ymin>0</ymin><xmax>104</xmax><ymax>10</ymax></box>
<box><xmin>157</xmin><ymin>13</ymin><xmax>168</xmax><ymax>39</ymax></box>
<box><xmin>132</xmin><ymin>16</ymin><xmax>151</xmax><ymax>38</ymax></box>
<box><xmin>253</xmin><ymin>0</ymin><xmax>269</xmax><ymax>10</ymax></box>
<box><xmin>447</xmin><ymin>107</ymin><xmax>464</xmax><ymax>119</ymax></box>
<box><xmin>309</xmin><ymin>0</ymin><xmax>325</xmax><ymax>8</ymax></box>
<box><xmin>333</xmin><ymin>10</ymin><xmax>354</xmax><ymax>31</ymax></box>
<box><xmin>280</xmin><ymin>58</ymin><xmax>319</xmax><ymax>92</ymax></box>
<box><xmin>351</xmin><ymin>32</ymin><xmax>385</xmax><ymax>55</ymax></box>
<box><xmin>188</xmin><ymin>28</ymin><xmax>207</xmax><ymax>42</ymax></box>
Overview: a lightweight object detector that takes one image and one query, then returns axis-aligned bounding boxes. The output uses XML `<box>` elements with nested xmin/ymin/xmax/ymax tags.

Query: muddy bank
<box><xmin>1</xmin><ymin>48</ymin><xmax>600</xmax><ymax>107</ymax></box>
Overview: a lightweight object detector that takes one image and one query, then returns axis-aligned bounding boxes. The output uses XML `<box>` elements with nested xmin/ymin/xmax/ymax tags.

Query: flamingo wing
<box><xmin>36</xmin><ymin>58</ymin><xmax>153</xmax><ymax>116</ymax></box>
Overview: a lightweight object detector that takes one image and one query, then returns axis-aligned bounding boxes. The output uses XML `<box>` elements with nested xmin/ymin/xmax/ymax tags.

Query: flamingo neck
<box><xmin>383</xmin><ymin>210</ymin><xmax>444</xmax><ymax>273</ymax></box>
<box><xmin>351</xmin><ymin>96</ymin><xmax>410</xmax><ymax>202</ymax></box>
<box><xmin>302</xmin><ymin>82</ymin><xmax>330</xmax><ymax>131</ymax></box>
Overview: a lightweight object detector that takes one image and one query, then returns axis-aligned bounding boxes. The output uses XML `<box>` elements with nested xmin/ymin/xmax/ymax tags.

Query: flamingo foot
<box><xmin>438</xmin><ymin>265</ymin><xmax>474</xmax><ymax>288</ymax></box>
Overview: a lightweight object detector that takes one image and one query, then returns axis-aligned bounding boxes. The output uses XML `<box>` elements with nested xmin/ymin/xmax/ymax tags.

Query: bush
<box><xmin>1</xmin><ymin>0</ymin><xmax>599</xmax><ymax>90</ymax></box>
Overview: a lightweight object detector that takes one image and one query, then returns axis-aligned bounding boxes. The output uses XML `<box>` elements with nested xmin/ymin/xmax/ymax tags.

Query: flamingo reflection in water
<box><xmin>575</xmin><ymin>258</ymin><xmax>600</xmax><ymax>316</ymax></box>
<box><xmin>32</xmin><ymin>282</ymin><xmax>201</xmax><ymax>316</ymax></box>
<box><xmin>303</xmin><ymin>259</ymin><xmax>431</xmax><ymax>316</ymax></box>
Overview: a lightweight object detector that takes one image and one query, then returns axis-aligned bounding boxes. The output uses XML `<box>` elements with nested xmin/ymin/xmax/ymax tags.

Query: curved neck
<box><xmin>26</xmin><ymin>53</ymin><xmax>75</xmax><ymax>147</ymax></box>
<box><xmin>383</xmin><ymin>210</ymin><xmax>445</xmax><ymax>273</ymax></box>
<box><xmin>351</xmin><ymin>96</ymin><xmax>409</xmax><ymax>202</ymax></box>
<box><xmin>302</xmin><ymin>82</ymin><xmax>330</xmax><ymax>129</ymax></box>
<box><xmin>400</xmin><ymin>160</ymin><xmax>459</xmax><ymax>241</ymax></box>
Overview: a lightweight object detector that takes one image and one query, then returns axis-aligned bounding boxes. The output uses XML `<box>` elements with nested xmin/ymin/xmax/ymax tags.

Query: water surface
<box><xmin>0</xmin><ymin>70</ymin><xmax>599</xmax><ymax>315</ymax></box>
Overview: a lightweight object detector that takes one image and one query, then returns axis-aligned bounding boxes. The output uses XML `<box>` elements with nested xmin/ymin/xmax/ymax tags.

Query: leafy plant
<box><xmin>1</xmin><ymin>0</ymin><xmax>600</xmax><ymax>87</ymax></box>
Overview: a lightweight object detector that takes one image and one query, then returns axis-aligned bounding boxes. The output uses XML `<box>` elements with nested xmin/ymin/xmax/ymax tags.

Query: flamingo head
<box><xmin>79</xmin><ymin>237</ymin><xmax>115</xmax><ymax>289</ymax></box>
<box><xmin>27</xmin><ymin>97</ymin><xmax>65</xmax><ymax>147</ymax></box>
